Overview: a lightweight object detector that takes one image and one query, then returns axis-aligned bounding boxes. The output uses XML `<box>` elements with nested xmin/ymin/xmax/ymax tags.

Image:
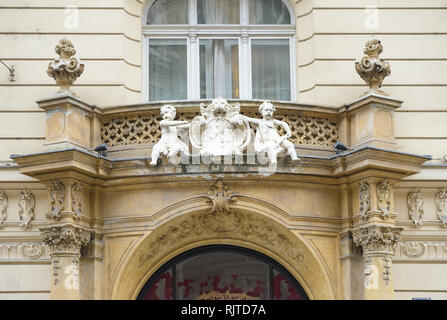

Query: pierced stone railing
<box><xmin>100</xmin><ymin>100</ymin><xmax>339</xmax><ymax>149</ymax></box>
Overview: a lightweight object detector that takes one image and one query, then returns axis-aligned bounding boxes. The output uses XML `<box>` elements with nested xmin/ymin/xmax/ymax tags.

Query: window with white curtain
<box><xmin>143</xmin><ymin>0</ymin><xmax>295</xmax><ymax>102</ymax></box>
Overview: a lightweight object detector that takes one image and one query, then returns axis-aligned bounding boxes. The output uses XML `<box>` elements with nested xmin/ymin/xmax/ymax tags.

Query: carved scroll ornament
<box><xmin>0</xmin><ymin>191</ymin><xmax>7</xmax><ymax>226</ymax></box>
<box><xmin>71</xmin><ymin>183</ymin><xmax>83</xmax><ymax>218</ymax></box>
<box><xmin>359</xmin><ymin>181</ymin><xmax>371</xmax><ymax>219</ymax></box>
<box><xmin>435</xmin><ymin>188</ymin><xmax>447</xmax><ymax>226</ymax></box>
<box><xmin>355</xmin><ymin>38</ymin><xmax>391</xmax><ymax>94</ymax></box>
<box><xmin>407</xmin><ymin>188</ymin><xmax>424</xmax><ymax>226</ymax></box>
<box><xmin>18</xmin><ymin>190</ymin><xmax>35</xmax><ymax>229</ymax></box>
<box><xmin>377</xmin><ymin>179</ymin><xmax>391</xmax><ymax>218</ymax></box>
<box><xmin>201</xmin><ymin>180</ymin><xmax>240</xmax><ymax>233</ymax></box>
<box><xmin>49</xmin><ymin>180</ymin><xmax>65</xmax><ymax>218</ymax></box>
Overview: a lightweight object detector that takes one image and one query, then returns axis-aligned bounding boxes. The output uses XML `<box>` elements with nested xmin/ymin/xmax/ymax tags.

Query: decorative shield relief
<box><xmin>189</xmin><ymin>98</ymin><xmax>251</xmax><ymax>157</ymax></box>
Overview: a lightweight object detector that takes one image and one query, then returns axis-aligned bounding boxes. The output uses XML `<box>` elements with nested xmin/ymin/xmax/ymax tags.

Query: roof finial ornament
<box><xmin>355</xmin><ymin>37</ymin><xmax>391</xmax><ymax>96</ymax></box>
<box><xmin>47</xmin><ymin>39</ymin><xmax>84</xmax><ymax>97</ymax></box>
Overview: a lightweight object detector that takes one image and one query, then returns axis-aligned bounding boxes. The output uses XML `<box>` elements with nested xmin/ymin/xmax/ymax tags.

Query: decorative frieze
<box><xmin>394</xmin><ymin>241</ymin><xmax>447</xmax><ymax>260</ymax></box>
<box><xmin>0</xmin><ymin>191</ymin><xmax>7</xmax><ymax>226</ymax></box>
<box><xmin>435</xmin><ymin>188</ymin><xmax>447</xmax><ymax>226</ymax></box>
<box><xmin>407</xmin><ymin>188</ymin><xmax>424</xmax><ymax>226</ymax></box>
<box><xmin>0</xmin><ymin>242</ymin><xmax>48</xmax><ymax>260</ymax></box>
<box><xmin>18</xmin><ymin>190</ymin><xmax>35</xmax><ymax>229</ymax></box>
<box><xmin>377</xmin><ymin>179</ymin><xmax>391</xmax><ymax>218</ymax></box>
<box><xmin>359</xmin><ymin>180</ymin><xmax>371</xmax><ymax>219</ymax></box>
<box><xmin>355</xmin><ymin>38</ymin><xmax>391</xmax><ymax>94</ymax></box>
<box><xmin>49</xmin><ymin>180</ymin><xmax>65</xmax><ymax>218</ymax></box>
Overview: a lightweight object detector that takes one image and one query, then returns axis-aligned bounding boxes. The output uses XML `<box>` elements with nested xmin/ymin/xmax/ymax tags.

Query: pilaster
<box><xmin>351</xmin><ymin>178</ymin><xmax>402</xmax><ymax>299</ymax></box>
<box><xmin>40</xmin><ymin>223</ymin><xmax>90</xmax><ymax>300</ymax></box>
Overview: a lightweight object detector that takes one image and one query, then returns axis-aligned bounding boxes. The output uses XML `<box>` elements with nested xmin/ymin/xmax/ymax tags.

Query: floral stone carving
<box><xmin>355</xmin><ymin>38</ymin><xmax>391</xmax><ymax>95</ymax></box>
<box><xmin>402</xmin><ymin>242</ymin><xmax>426</xmax><ymax>258</ymax></box>
<box><xmin>435</xmin><ymin>188</ymin><xmax>447</xmax><ymax>226</ymax></box>
<box><xmin>407</xmin><ymin>188</ymin><xmax>424</xmax><ymax>226</ymax></box>
<box><xmin>18</xmin><ymin>190</ymin><xmax>35</xmax><ymax>229</ymax></box>
<box><xmin>377</xmin><ymin>179</ymin><xmax>391</xmax><ymax>218</ymax></box>
<box><xmin>352</xmin><ymin>224</ymin><xmax>402</xmax><ymax>285</ymax></box>
<box><xmin>71</xmin><ymin>183</ymin><xmax>83</xmax><ymax>218</ymax></box>
<box><xmin>0</xmin><ymin>191</ymin><xmax>7</xmax><ymax>226</ymax></box>
<box><xmin>359</xmin><ymin>181</ymin><xmax>371</xmax><ymax>219</ymax></box>
<box><xmin>47</xmin><ymin>39</ymin><xmax>84</xmax><ymax>96</ymax></box>
<box><xmin>49</xmin><ymin>180</ymin><xmax>65</xmax><ymax>218</ymax></box>
<box><xmin>201</xmin><ymin>180</ymin><xmax>240</xmax><ymax>233</ymax></box>
<box><xmin>41</xmin><ymin>224</ymin><xmax>90</xmax><ymax>256</ymax></box>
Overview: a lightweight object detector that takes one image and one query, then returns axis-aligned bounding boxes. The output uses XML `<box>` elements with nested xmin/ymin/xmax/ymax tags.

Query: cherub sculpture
<box><xmin>150</xmin><ymin>105</ymin><xmax>190</xmax><ymax>166</ymax></box>
<box><xmin>244</xmin><ymin>101</ymin><xmax>300</xmax><ymax>165</ymax></box>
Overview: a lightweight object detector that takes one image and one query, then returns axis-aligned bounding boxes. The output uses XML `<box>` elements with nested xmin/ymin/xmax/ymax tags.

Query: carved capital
<box><xmin>407</xmin><ymin>188</ymin><xmax>424</xmax><ymax>226</ymax></box>
<box><xmin>352</xmin><ymin>224</ymin><xmax>402</xmax><ymax>285</ymax></box>
<box><xmin>47</xmin><ymin>39</ymin><xmax>84</xmax><ymax>96</ymax></box>
<box><xmin>40</xmin><ymin>224</ymin><xmax>90</xmax><ymax>257</ymax></box>
<box><xmin>352</xmin><ymin>224</ymin><xmax>401</xmax><ymax>256</ymax></box>
<box><xmin>355</xmin><ymin>38</ymin><xmax>391</xmax><ymax>94</ymax></box>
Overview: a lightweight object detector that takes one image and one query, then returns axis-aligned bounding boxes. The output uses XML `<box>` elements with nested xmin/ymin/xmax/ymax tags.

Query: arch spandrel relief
<box><xmin>111</xmin><ymin>180</ymin><xmax>336</xmax><ymax>300</ymax></box>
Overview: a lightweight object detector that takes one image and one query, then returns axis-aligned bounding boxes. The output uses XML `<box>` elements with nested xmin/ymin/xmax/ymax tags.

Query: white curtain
<box><xmin>147</xmin><ymin>0</ymin><xmax>188</xmax><ymax>24</ymax></box>
<box><xmin>198</xmin><ymin>0</ymin><xmax>240</xmax><ymax>24</ymax></box>
<box><xmin>249</xmin><ymin>0</ymin><xmax>290</xmax><ymax>24</ymax></box>
<box><xmin>251</xmin><ymin>39</ymin><xmax>290</xmax><ymax>101</ymax></box>
<box><xmin>149</xmin><ymin>39</ymin><xmax>188</xmax><ymax>101</ymax></box>
<box><xmin>200</xmin><ymin>39</ymin><xmax>239</xmax><ymax>99</ymax></box>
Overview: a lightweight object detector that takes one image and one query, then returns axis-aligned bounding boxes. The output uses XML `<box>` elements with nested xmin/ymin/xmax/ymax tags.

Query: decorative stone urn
<box><xmin>47</xmin><ymin>39</ymin><xmax>84</xmax><ymax>97</ymax></box>
<box><xmin>355</xmin><ymin>38</ymin><xmax>391</xmax><ymax>96</ymax></box>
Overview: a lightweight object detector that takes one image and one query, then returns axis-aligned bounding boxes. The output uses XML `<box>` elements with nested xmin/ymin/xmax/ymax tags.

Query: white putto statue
<box><xmin>150</xmin><ymin>105</ymin><xmax>190</xmax><ymax>166</ymax></box>
<box><xmin>245</xmin><ymin>101</ymin><xmax>300</xmax><ymax>165</ymax></box>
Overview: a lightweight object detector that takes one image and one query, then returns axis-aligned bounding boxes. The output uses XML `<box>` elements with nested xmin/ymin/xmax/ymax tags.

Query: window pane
<box><xmin>141</xmin><ymin>268</ymin><xmax>173</xmax><ymax>300</ymax></box>
<box><xmin>197</xmin><ymin>0</ymin><xmax>240</xmax><ymax>24</ymax></box>
<box><xmin>249</xmin><ymin>0</ymin><xmax>291</xmax><ymax>24</ymax></box>
<box><xmin>200</xmin><ymin>39</ymin><xmax>239</xmax><ymax>99</ymax></box>
<box><xmin>147</xmin><ymin>0</ymin><xmax>188</xmax><ymax>24</ymax></box>
<box><xmin>273</xmin><ymin>269</ymin><xmax>304</xmax><ymax>300</ymax></box>
<box><xmin>149</xmin><ymin>39</ymin><xmax>187</xmax><ymax>101</ymax></box>
<box><xmin>251</xmin><ymin>39</ymin><xmax>290</xmax><ymax>101</ymax></box>
<box><xmin>176</xmin><ymin>251</ymin><xmax>269</xmax><ymax>300</ymax></box>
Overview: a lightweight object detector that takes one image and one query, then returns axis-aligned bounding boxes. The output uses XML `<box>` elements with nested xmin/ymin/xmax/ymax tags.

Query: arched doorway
<box><xmin>137</xmin><ymin>245</ymin><xmax>308</xmax><ymax>300</ymax></box>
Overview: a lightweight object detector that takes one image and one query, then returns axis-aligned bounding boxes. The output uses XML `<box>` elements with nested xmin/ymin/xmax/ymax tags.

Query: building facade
<box><xmin>0</xmin><ymin>0</ymin><xmax>446</xmax><ymax>300</ymax></box>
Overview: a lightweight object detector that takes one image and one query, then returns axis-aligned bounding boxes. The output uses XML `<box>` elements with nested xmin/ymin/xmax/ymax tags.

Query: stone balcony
<box><xmin>35</xmin><ymin>93</ymin><xmax>404</xmax><ymax>161</ymax></box>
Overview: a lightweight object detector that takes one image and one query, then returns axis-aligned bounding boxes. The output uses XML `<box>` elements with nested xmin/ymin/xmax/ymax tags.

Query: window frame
<box><xmin>142</xmin><ymin>0</ymin><xmax>297</xmax><ymax>102</ymax></box>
